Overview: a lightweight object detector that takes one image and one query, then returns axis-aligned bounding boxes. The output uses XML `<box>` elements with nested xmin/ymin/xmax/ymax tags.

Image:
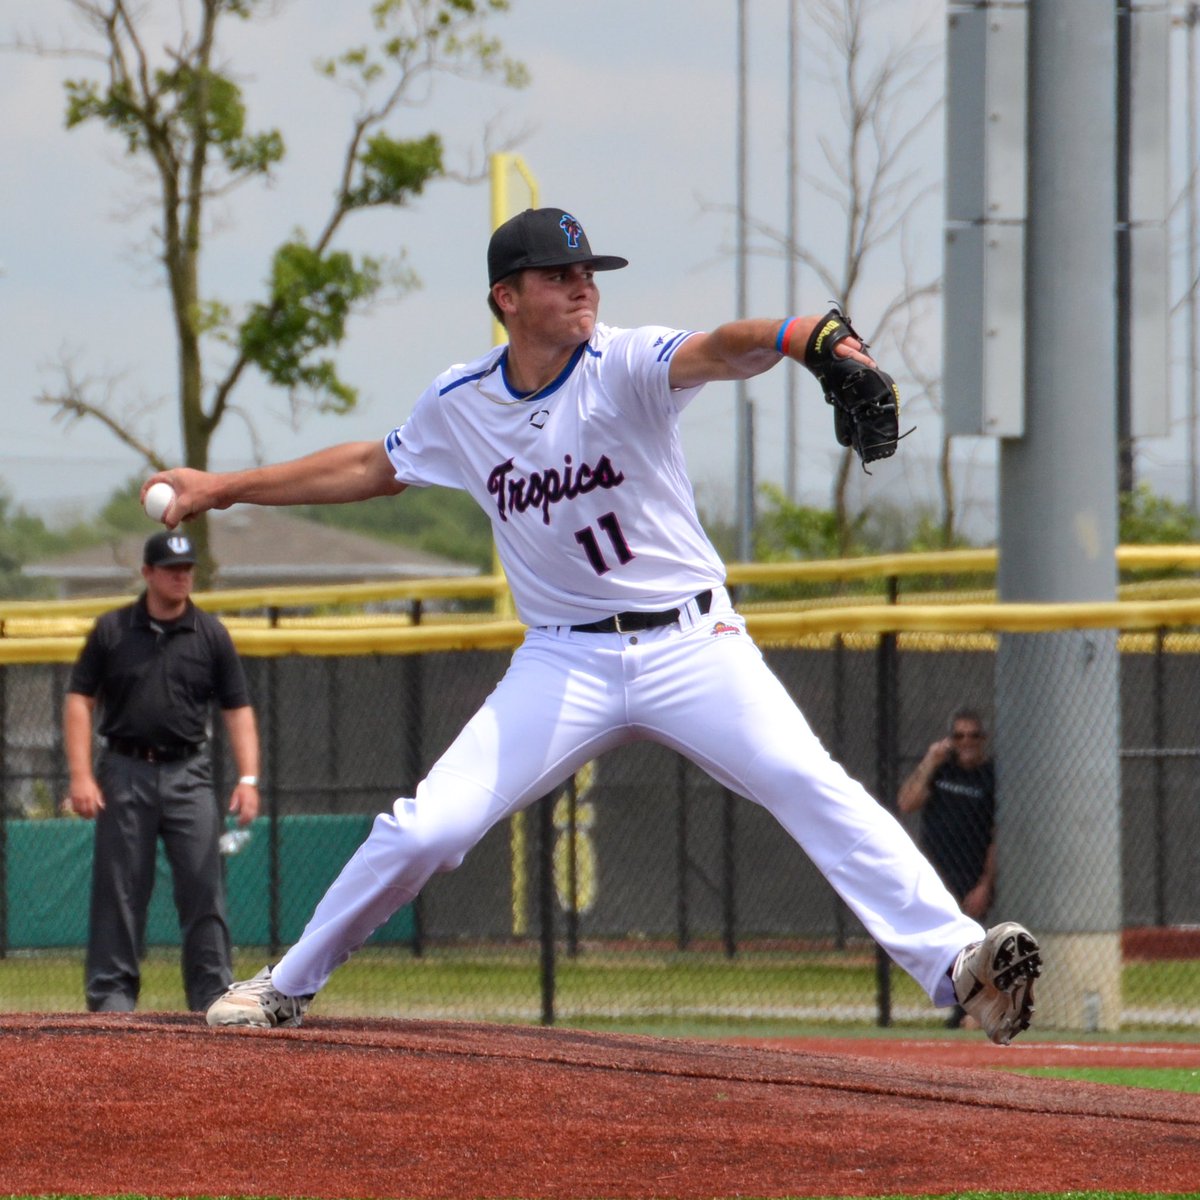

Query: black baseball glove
<box><xmin>801</xmin><ymin>307</ymin><xmax>905</xmax><ymax>467</ymax></box>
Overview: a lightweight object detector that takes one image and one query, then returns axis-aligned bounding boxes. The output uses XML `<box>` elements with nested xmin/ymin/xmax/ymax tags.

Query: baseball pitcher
<box><xmin>147</xmin><ymin>207</ymin><xmax>1040</xmax><ymax>1044</ymax></box>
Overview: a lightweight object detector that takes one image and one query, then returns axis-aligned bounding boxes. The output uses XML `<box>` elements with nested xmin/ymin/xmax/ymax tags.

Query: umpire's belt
<box><xmin>105</xmin><ymin>738</ymin><xmax>205</xmax><ymax>764</ymax></box>
<box><xmin>570</xmin><ymin>589</ymin><xmax>713</xmax><ymax>634</ymax></box>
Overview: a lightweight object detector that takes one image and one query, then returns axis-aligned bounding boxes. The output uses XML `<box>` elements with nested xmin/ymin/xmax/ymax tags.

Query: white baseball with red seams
<box><xmin>266</xmin><ymin>321</ymin><xmax>983</xmax><ymax>1007</ymax></box>
<box><xmin>143</xmin><ymin>481</ymin><xmax>175</xmax><ymax>523</ymax></box>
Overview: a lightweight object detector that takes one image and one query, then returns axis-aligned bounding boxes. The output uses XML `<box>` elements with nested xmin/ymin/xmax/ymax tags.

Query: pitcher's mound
<box><xmin>2</xmin><ymin>1014</ymin><xmax>1199</xmax><ymax>1197</ymax></box>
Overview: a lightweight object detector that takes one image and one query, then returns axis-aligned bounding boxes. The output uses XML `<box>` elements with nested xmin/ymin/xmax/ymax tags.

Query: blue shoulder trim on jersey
<box><xmin>499</xmin><ymin>341</ymin><xmax>587</xmax><ymax>401</ymax></box>
<box><xmin>438</xmin><ymin>361</ymin><xmax>500</xmax><ymax>397</ymax></box>
<box><xmin>385</xmin><ymin>427</ymin><xmax>402</xmax><ymax>453</ymax></box>
<box><xmin>655</xmin><ymin>331</ymin><xmax>693</xmax><ymax>362</ymax></box>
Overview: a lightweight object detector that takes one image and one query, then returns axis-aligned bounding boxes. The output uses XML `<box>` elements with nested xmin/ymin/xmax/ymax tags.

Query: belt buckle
<box><xmin>612</xmin><ymin>612</ymin><xmax>624</xmax><ymax>634</ymax></box>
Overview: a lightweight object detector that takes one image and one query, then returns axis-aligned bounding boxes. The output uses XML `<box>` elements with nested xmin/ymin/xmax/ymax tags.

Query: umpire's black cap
<box><xmin>144</xmin><ymin>530</ymin><xmax>197</xmax><ymax>567</ymax></box>
<box><xmin>487</xmin><ymin>208</ymin><xmax>628</xmax><ymax>286</ymax></box>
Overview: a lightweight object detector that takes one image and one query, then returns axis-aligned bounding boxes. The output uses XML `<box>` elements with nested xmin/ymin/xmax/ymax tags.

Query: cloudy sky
<box><xmin>1</xmin><ymin>1</ymin><xmax>1191</xmax><ymax>536</ymax></box>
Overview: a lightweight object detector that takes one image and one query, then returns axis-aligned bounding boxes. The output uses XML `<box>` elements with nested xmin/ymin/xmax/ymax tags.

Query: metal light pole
<box><xmin>784</xmin><ymin>0</ymin><xmax>800</xmax><ymax>503</ymax></box>
<box><xmin>735</xmin><ymin>0</ymin><xmax>754</xmax><ymax>562</ymax></box>
<box><xmin>996</xmin><ymin>0</ymin><xmax>1122</xmax><ymax>1031</ymax></box>
<box><xmin>1116</xmin><ymin>0</ymin><xmax>1134</xmax><ymax>496</ymax></box>
<box><xmin>1187</xmin><ymin>3</ymin><xmax>1199</xmax><ymax>513</ymax></box>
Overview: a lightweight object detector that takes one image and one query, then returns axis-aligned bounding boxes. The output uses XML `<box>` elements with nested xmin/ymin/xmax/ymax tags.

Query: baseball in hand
<box><xmin>143</xmin><ymin>481</ymin><xmax>175</xmax><ymax>523</ymax></box>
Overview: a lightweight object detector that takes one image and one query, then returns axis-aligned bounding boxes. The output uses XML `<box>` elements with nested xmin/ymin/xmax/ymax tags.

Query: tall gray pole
<box><xmin>784</xmin><ymin>0</ymin><xmax>800</xmax><ymax>503</ymax></box>
<box><xmin>1187</xmin><ymin>3</ymin><xmax>1199</xmax><ymax>514</ymax></box>
<box><xmin>735</xmin><ymin>0</ymin><xmax>754</xmax><ymax>562</ymax></box>
<box><xmin>1115</xmin><ymin>1</ymin><xmax>1134</xmax><ymax>495</ymax></box>
<box><xmin>996</xmin><ymin>0</ymin><xmax>1122</xmax><ymax>1030</ymax></box>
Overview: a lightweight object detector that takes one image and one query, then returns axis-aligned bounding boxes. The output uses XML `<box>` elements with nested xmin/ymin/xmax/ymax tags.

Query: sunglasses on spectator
<box><xmin>953</xmin><ymin>730</ymin><xmax>984</xmax><ymax>741</ymax></box>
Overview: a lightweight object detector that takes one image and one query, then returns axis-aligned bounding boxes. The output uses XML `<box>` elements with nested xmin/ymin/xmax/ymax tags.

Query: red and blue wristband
<box><xmin>775</xmin><ymin>317</ymin><xmax>800</xmax><ymax>357</ymax></box>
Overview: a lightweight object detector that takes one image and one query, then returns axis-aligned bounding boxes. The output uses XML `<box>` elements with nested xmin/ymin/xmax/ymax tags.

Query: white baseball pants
<box><xmin>272</xmin><ymin>589</ymin><xmax>980</xmax><ymax>1005</ymax></box>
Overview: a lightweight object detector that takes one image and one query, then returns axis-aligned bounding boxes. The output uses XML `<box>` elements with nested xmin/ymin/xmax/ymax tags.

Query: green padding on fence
<box><xmin>3</xmin><ymin>814</ymin><xmax>413</xmax><ymax>949</ymax></box>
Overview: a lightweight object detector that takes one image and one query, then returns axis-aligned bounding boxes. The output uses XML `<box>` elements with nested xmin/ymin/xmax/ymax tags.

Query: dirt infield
<box><xmin>3</xmin><ymin>1015</ymin><xmax>1200</xmax><ymax>1198</ymax></box>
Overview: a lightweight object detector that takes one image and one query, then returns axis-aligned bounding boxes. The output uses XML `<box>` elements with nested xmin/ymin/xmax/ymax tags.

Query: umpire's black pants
<box><xmin>86</xmin><ymin>751</ymin><xmax>232</xmax><ymax>1013</ymax></box>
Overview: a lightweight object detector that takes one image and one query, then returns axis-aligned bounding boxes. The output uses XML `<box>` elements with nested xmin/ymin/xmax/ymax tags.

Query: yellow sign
<box><xmin>553</xmin><ymin>762</ymin><xmax>598</xmax><ymax>915</ymax></box>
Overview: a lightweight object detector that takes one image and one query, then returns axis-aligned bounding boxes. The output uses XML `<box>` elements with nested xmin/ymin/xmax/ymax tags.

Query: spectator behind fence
<box><xmin>898</xmin><ymin>707</ymin><xmax>996</xmax><ymax>1028</ymax></box>
<box><xmin>62</xmin><ymin>530</ymin><xmax>261</xmax><ymax>1013</ymax></box>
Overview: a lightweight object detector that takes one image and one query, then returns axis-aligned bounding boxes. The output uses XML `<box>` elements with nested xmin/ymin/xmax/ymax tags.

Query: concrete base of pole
<box><xmin>1034</xmin><ymin>932</ymin><xmax>1123</xmax><ymax>1033</ymax></box>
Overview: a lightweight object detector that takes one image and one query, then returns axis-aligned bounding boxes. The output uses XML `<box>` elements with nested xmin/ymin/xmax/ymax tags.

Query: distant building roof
<box><xmin>23</xmin><ymin>507</ymin><xmax>479</xmax><ymax>597</ymax></box>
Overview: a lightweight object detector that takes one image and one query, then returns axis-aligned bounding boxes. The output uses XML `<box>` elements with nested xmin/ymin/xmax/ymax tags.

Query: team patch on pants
<box><xmin>710</xmin><ymin>621</ymin><xmax>740</xmax><ymax>638</ymax></box>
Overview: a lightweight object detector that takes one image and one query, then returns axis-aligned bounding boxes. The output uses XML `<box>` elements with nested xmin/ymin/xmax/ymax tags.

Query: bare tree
<box><xmin>12</xmin><ymin>0</ymin><xmax>526</xmax><ymax>584</ymax></box>
<box><xmin>891</xmin><ymin>255</ymin><xmax>956</xmax><ymax>547</ymax></box>
<box><xmin>717</xmin><ymin>0</ymin><xmax>945</xmax><ymax>554</ymax></box>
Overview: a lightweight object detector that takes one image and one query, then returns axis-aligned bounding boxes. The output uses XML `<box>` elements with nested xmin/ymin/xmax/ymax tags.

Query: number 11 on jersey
<box><xmin>574</xmin><ymin>512</ymin><xmax>634</xmax><ymax>576</ymax></box>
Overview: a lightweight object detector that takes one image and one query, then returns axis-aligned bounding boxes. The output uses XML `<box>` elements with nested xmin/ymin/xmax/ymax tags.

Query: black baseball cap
<box><xmin>487</xmin><ymin>207</ymin><xmax>628</xmax><ymax>286</ymax></box>
<box><xmin>144</xmin><ymin>530</ymin><xmax>197</xmax><ymax>567</ymax></box>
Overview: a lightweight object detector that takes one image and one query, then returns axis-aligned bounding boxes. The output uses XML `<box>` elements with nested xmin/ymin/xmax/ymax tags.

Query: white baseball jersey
<box><xmin>384</xmin><ymin>323</ymin><xmax>727</xmax><ymax>627</ymax></box>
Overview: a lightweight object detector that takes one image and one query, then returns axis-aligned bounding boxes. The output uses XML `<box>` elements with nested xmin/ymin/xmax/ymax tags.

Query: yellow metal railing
<box><xmin>6</xmin><ymin>545</ymin><xmax>1200</xmax><ymax>662</ymax></box>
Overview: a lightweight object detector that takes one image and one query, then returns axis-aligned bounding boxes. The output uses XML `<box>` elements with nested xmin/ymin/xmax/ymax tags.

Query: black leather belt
<box><xmin>106</xmin><ymin>738</ymin><xmax>204</xmax><ymax>764</ymax></box>
<box><xmin>570</xmin><ymin>589</ymin><xmax>714</xmax><ymax>634</ymax></box>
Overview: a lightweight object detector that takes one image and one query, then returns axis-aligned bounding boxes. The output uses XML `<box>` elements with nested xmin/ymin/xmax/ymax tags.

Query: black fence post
<box><xmin>719</xmin><ymin>577</ymin><xmax>739</xmax><ymax>961</ymax></box>
<box><xmin>875</xmin><ymin>575</ymin><xmax>900</xmax><ymax>1027</ymax></box>
<box><xmin>1153</xmin><ymin>626</ymin><xmax>1167</xmax><ymax>927</ymax></box>
<box><xmin>538</xmin><ymin>790</ymin><xmax>556</xmax><ymax>1024</ymax></box>
<box><xmin>564</xmin><ymin>775</ymin><xmax>579</xmax><ymax>958</ymax></box>
<box><xmin>831</xmin><ymin>634</ymin><xmax>848</xmax><ymax>950</ymax></box>
<box><xmin>722</xmin><ymin>789</ymin><xmax>737</xmax><ymax>958</ymax></box>
<box><xmin>406</xmin><ymin>599</ymin><xmax>425</xmax><ymax>957</ymax></box>
<box><xmin>0</xmin><ymin>663</ymin><xmax>7</xmax><ymax>959</ymax></box>
<box><xmin>51</xmin><ymin>662</ymin><xmax>68</xmax><ymax>814</ymax></box>
<box><xmin>675</xmin><ymin>756</ymin><xmax>690</xmax><ymax>951</ymax></box>
<box><xmin>266</xmin><ymin>607</ymin><xmax>281</xmax><ymax>958</ymax></box>
<box><xmin>721</xmin><ymin>565</ymin><xmax>739</xmax><ymax>961</ymax></box>
<box><xmin>326</xmin><ymin>656</ymin><xmax>340</xmax><ymax>806</ymax></box>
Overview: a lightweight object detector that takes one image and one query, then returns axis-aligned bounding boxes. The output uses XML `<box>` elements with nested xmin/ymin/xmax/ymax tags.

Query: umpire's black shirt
<box><xmin>68</xmin><ymin>594</ymin><xmax>251</xmax><ymax>748</ymax></box>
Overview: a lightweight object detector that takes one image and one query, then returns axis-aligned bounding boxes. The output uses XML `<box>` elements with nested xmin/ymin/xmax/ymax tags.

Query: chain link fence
<box><xmin>2</xmin><ymin>557</ymin><xmax>1199</xmax><ymax>1032</ymax></box>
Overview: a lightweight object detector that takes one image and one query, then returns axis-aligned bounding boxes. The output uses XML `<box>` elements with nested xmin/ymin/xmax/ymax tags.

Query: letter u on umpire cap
<box><xmin>144</xmin><ymin>529</ymin><xmax>197</xmax><ymax>566</ymax></box>
<box><xmin>487</xmin><ymin>207</ymin><xmax>629</xmax><ymax>286</ymax></box>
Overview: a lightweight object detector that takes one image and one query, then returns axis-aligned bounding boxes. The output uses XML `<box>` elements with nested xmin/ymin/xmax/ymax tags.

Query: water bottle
<box><xmin>219</xmin><ymin>828</ymin><xmax>253</xmax><ymax>856</ymax></box>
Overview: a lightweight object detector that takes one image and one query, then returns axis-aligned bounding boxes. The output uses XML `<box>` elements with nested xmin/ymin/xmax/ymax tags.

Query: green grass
<box><xmin>4</xmin><ymin>944</ymin><xmax>1200</xmax><ymax>1037</ymax></box>
<box><xmin>1124</xmin><ymin>957</ymin><xmax>1200</xmax><ymax>1005</ymax></box>
<box><xmin>0</xmin><ymin>943</ymin><xmax>935</xmax><ymax>1023</ymax></box>
<box><xmin>1015</xmin><ymin>1065</ymin><xmax>1200</xmax><ymax>1092</ymax></box>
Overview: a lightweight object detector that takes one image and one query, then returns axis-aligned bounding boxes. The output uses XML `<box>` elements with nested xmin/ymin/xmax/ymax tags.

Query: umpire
<box><xmin>64</xmin><ymin>529</ymin><xmax>260</xmax><ymax>1013</ymax></box>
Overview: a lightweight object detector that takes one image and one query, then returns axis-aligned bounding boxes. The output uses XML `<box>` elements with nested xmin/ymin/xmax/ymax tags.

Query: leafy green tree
<box><xmin>1118</xmin><ymin>483</ymin><xmax>1200</xmax><ymax>544</ymax></box>
<box><xmin>751</xmin><ymin>486</ymin><xmax>994</xmax><ymax>601</ymax></box>
<box><xmin>0</xmin><ymin>489</ymin><xmax>100</xmax><ymax>599</ymax></box>
<box><xmin>97</xmin><ymin>477</ymin><xmax>162</xmax><ymax>535</ymax></box>
<box><xmin>852</xmin><ymin>502</ymin><xmax>979</xmax><ymax>556</ymax></box>
<box><xmin>25</xmin><ymin>0</ymin><xmax>526</xmax><ymax>585</ymax></box>
<box><xmin>755</xmin><ymin>483</ymin><xmax>868</xmax><ymax>563</ymax></box>
<box><xmin>709</xmin><ymin>0</ymin><xmax>942</xmax><ymax>553</ymax></box>
<box><xmin>295</xmin><ymin>488</ymin><xmax>494</xmax><ymax>571</ymax></box>
<box><xmin>748</xmin><ymin>483</ymin><xmax>868</xmax><ymax>603</ymax></box>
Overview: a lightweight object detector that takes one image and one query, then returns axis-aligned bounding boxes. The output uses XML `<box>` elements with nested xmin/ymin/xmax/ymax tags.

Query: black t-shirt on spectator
<box><xmin>918</xmin><ymin>759</ymin><xmax>995</xmax><ymax>901</ymax></box>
